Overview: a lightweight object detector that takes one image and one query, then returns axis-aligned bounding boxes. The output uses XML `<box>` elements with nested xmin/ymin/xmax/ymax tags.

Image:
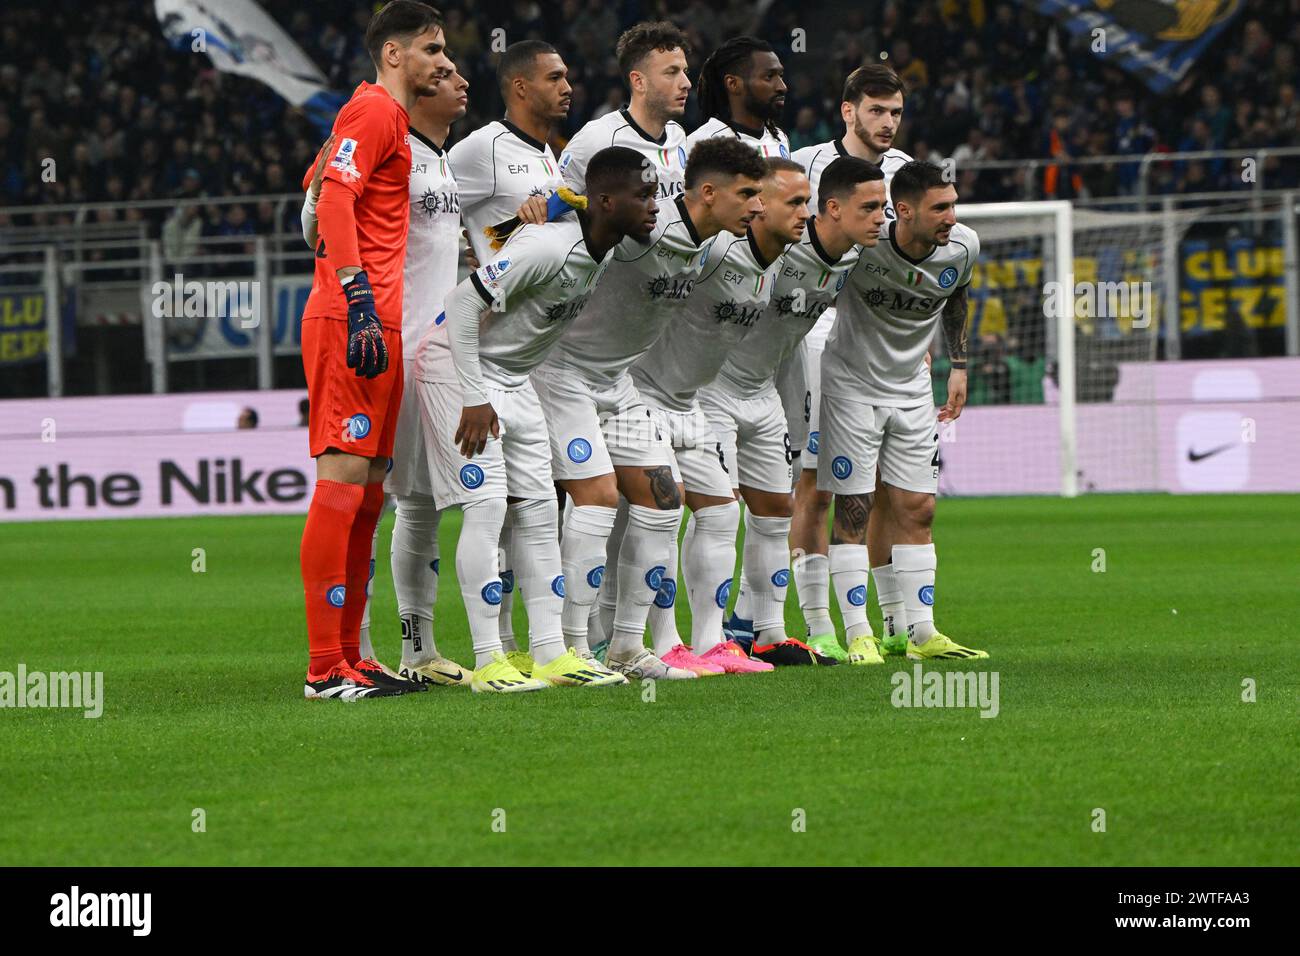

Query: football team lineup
<box><xmin>296</xmin><ymin>4</ymin><xmax>990</xmax><ymax>700</ymax></box>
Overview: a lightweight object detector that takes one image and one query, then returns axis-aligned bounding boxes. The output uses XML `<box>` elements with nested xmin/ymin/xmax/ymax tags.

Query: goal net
<box><xmin>935</xmin><ymin>200</ymin><xmax>1189</xmax><ymax>496</ymax></box>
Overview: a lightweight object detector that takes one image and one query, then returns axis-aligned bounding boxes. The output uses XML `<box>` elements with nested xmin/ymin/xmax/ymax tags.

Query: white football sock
<box><xmin>590</xmin><ymin>498</ymin><xmax>626</xmax><ymax>647</ymax></box>
<box><xmin>829</xmin><ymin>543</ymin><xmax>873</xmax><ymax>640</ymax></box>
<box><xmin>745</xmin><ymin>513</ymin><xmax>793</xmax><ymax>639</ymax></box>
<box><xmin>794</xmin><ymin>552</ymin><xmax>834</xmax><ymax>638</ymax></box>
<box><xmin>609</xmin><ymin>504</ymin><xmax>680</xmax><ymax>661</ymax></box>
<box><xmin>683</xmin><ymin>501</ymin><xmax>740</xmax><ymax>654</ymax></box>
<box><xmin>871</xmin><ymin>562</ymin><xmax>907</xmax><ymax>641</ymax></box>
<box><xmin>893</xmin><ymin>543</ymin><xmax>937</xmax><ymax>645</ymax></box>
<box><xmin>358</xmin><ymin>517</ymin><xmax>380</xmax><ymax>660</ymax></box>
<box><xmin>559</xmin><ymin>503</ymin><xmax>616</xmax><ymax>657</ymax></box>
<box><xmin>732</xmin><ymin>509</ymin><xmax>753</xmax><ymax>622</ymax></box>
<box><xmin>391</xmin><ymin>493</ymin><xmax>441</xmax><ymax>665</ymax></box>
<box><xmin>497</xmin><ymin>516</ymin><xmax>518</xmax><ymax>652</ymax></box>
<box><xmin>456</xmin><ymin>497</ymin><xmax>507</xmax><ymax>668</ymax></box>
<box><xmin>648</xmin><ymin>522</ymin><xmax>683</xmax><ymax>657</ymax></box>
<box><xmin>508</xmin><ymin>497</ymin><xmax>566</xmax><ymax>665</ymax></box>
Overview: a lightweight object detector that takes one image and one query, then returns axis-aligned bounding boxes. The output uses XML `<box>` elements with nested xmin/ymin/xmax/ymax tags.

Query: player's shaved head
<box><xmin>497</xmin><ymin>40</ymin><xmax>558</xmax><ymax>96</ymax></box>
<box><xmin>817</xmin><ymin>156</ymin><xmax>884</xmax><ymax>212</ymax></box>
<box><xmin>585</xmin><ymin>146</ymin><xmax>649</xmax><ymax>196</ymax></box>
<box><xmin>889</xmin><ymin>160</ymin><xmax>949</xmax><ymax>208</ymax></box>
<box><xmin>683</xmin><ymin>137</ymin><xmax>768</xmax><ymax>190</ymax></box>
<box><xmin>365</xmin><ymin>0</ymin><xmax>444</xmax><ymax>69</ymax></box>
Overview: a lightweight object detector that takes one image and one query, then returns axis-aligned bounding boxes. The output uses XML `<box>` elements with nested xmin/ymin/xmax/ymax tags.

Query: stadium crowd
<box><xmin>0</xmin><ymin>0</ymin><xmax>1296</xmax><ymax>231</ymax></box>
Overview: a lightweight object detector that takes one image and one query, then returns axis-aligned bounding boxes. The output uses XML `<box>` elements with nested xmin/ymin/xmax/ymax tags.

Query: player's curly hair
<box><xmin>616</xmin><ymin>21</ymin><xmax>691</xmax><ymax>78</ymax></box>
<box><xmin>683</xmin><ymin>136</ymin><xmax>769</xmax><ymax>189</ymax></box>
<box><xmin>696</xmin><ymin>36</ymin><xmax>780</xmax><ymax>137</ymax></box>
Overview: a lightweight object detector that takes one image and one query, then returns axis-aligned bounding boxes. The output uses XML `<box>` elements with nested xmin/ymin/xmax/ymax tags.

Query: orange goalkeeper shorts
<box><xmin>301</xmin><ymin>315</ymin><xmax>404</xmax><ymax>459</ymax></box>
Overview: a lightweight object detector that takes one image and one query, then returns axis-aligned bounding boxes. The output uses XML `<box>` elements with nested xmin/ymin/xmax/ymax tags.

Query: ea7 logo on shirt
<box><xmin>712</xmin><ymin>301</ymin><xmax>763</xmax><ymax>327</ymax></box>
<box><xmin>50</xmin><ymin>886</ymin><xmax>151</xmax><ymax>936</ymax></box>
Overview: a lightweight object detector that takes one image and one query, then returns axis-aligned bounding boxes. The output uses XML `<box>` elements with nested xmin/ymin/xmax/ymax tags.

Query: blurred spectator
<box><xmin>237</xmin><ymin>407</ymin><xmax>259</xmax><ymax>429</ymax></box>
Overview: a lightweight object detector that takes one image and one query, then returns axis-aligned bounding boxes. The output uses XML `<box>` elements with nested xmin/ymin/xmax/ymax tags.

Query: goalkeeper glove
<box><xmin>344</xmin><ymin>270</ymin><xmax>388</xmax><ymax>379</ymax></box>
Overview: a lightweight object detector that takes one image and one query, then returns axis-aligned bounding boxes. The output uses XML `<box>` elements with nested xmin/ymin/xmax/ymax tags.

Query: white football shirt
<box><xmin>713</xmin><ymin>217</ymin><xmax>858</xmax><ymax>398</ymax></box>
<box><xmin>405</xmin><ymin>130</ymin><xmax>462</xmax><ymax>383</ymax></box>
<box><xmin>543</xmin><ymin>196</ymin><xmax>718</xmax><ymax>387</ymax></box>
<box><xmin>459</xmin><ymin>218</ymin><xmax>612</xmax><ymax>393</ymax></box>
<box><xmin>559</xmin><ymin>107</ymin><xmax>688</xmax><ymax>204</ymax></box>
<box><xmin>449</xmin><ymin>119</ymin><xmax>562</xmax><ymax>266</ymax></box>
<box><xmin>686</xmin><ymin>116</ymin><xmax>791</xmax><ymax>159</ymax></box>
<box><xmin>630</xmin><ymin>228</ymin><xmax>782</xmax><ymax>412</ymax></box>
<box><xmin>822</xmin><ymin>220</ymin><xmax>980</xmax><ymax>407</ymax></box>
<box><xmin>792</xmin><ymin>140</ymin><xmax>912</xmax><ymax>212</ymax></box>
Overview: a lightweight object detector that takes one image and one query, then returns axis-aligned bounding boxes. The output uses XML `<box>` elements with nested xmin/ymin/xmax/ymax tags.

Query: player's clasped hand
<box><xmin>345</xmin><ymin>270</ymin><xmax>389</xmax><ymax>378</ymax></box>
<box><xmin>456</xmin><ymin>403</ymin><xmax>500</xmax><ymax>458</ymax></box>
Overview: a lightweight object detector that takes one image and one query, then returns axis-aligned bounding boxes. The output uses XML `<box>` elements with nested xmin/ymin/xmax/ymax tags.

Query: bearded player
<box><xmin>298</xmin><ymin>1</ymin><xmax>451</xmax><ymax>701</ymax></box>
<box><xmin>818</xmin><ymin>160</ymin><xmax>988</xmax><ymax>662</ymax></box>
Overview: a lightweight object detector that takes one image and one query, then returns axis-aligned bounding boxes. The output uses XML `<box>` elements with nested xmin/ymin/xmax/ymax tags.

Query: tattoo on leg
<box><xmin>643</xmin><ymin>466</ymin><xmax>681</xmax><ymax>510</ymax></box>
<box><xmin>831</xmin><ymin>493</ymin><xmax>873</xmax><ymax>544</ymax></box>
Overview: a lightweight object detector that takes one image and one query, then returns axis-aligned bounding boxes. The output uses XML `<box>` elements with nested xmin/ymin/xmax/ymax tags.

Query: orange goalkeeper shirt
<box><xmin>303</xmin><ymin>81</ymin><xmax>412</xmax><ymax>329</ymax></box>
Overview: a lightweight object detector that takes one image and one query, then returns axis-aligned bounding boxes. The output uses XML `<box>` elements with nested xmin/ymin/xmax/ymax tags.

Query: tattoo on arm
<box><xmin>831</xmin><ymin>492</ymin><xmax>873</xmax><ymax>544</ymax></box>
<box><xmin>644</xmin><ymin>466</ymin><xmax>682</xmax><ymax>510</ymax></box>
<box><xmin>941</xmin><ymin>285</ymin><xmax>969</xmax><ymax>363</ymax></box>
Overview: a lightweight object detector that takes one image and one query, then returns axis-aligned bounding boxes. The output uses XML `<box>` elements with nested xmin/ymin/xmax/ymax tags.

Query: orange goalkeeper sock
<box><xmin>340</xmin><ymin>481</ymin><xmax>387</xmax><ymax>665</ymax></box>
<box><xmin>301</xmin><ymin>479</ymin><xmax>365</xmax><ymax>676</ymax></box>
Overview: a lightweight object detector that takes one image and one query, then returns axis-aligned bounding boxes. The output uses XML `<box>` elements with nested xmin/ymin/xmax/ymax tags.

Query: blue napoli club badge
<box><xmin>847</xmin><ymin>585</ymin><xmax>867</xmax><ymax>607</ymax></box>
<box><xmin>348</xmin><ymin>413</ymin><xmax>371</xmax><ymax>439</ymax></box>
<box><xmin>645</xmin><ymin>565</ymin><xmax>666</xmax><ymax>590</ymax></box>
<box><xmin>567</xmin><ymin>438</ymin><xmax>593</xmax><ymax>463</ymax></box>
<box><xmin>919</xmin><ymin>585</ymin><xmax>935</xmax><ymax>606</ymax></box>
<box><xmin>807</xmin><ymin>431</ymin><xmax>819</xmax><ymax>454</ymax></box>
<box><xmin>714</xmin><ymin>578</ymin><xmax>732</xmax><ymax>609</ymax></box>
<box><xmin>587</xmin><ymin>565</ymin><xmax>604</xmax><ymax>588</ymax></box>
<box><xmin>459</xmin><ymin>464</ymin><xmax>485</xmax><ymax>489</ymax></box>
<box><xmin>500</xmin><ymin>570</ymin><xmax>515</xmax><ymax>593</ymax></box>
<box><xmin>771</xmin><ymin>569</ymin><xmax>790</xmax><ymax>587</ymax></box>
<box><xmin>654</xmin><ymin>578</ymin><xmax>677</xmax><ymax>608</ymax></box>
<box><xmin>551</xmin><ymin>575</ymin><xmax>566</xmax><ymax>598</ymax></box>
<box><xmin>832</xmin><ymin>455</ymin><xmax>853</xmax><ymax>479</ymax></box>
<box><xmin>938</xmin><ymin>266</ymin><xmax>959</xmax><ymax>288</ymax></box>
<box><xmin>481</xmin><ymin>581</ymin><xmax>503</xmax><ymax>605</ymax></box>
<box><xmin>326</xmin><ymin>585</ymin><xmax>346</xmax><ymax>607</ymax></box>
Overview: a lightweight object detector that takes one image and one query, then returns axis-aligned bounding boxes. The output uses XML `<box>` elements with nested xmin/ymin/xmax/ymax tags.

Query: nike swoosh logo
<box><xmin>1187</xmin><ymin>443</ymin><xmax>1235</xmax><ymax>463</ymax></box>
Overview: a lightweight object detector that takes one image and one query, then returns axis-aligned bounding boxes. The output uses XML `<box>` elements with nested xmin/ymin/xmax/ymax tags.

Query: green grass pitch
<box><xmin>2</xmin><ymin>494</ymin><xmax>1297</xmax><ymax>866</ymax></box>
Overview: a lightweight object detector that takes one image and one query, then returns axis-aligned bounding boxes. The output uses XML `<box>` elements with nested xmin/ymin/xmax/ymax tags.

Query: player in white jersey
<box><xmin>559</xmin><ymin>21</ymin><xmax>692</xmax><ymax>207</ymax></box>
<box><xmin>300</xmin><ymin>67</ymin><xmax>469</xmax><ymax>690</ymax></box>
<box><xmin>447</xmin><ymin>40</ymin><xmax>571</xmax><ymax>673</ymax></box>
<box><xmin>433</xmin><ymin>146</ymin><xmax>659</xmax><ymax>691</ymax></box>
<box><xmin>534</xmin><ymin>136</ymin><xmax>768</xmax><ymax>680</ymax></box>
<box><xmin>686</xmin><ymin>36</ymin><xmax>791</xmax><ymax>159</ymax></box>
<box><xmin>628</xmin><ymin>158</ymin><xmax>808</xmax><ymax>671</ymax></box>
<box><xmin>698</xmin><ymin>157</ymin><xmax>887</xmax><ymax>666</ymax></box>
<box><xmin>818</xmin><ymin>160</ymin><xmax>988</xmax><ymax>662</ymax></box>
<box><xmin>764</xmin><ymin>64</ymin><xmax>918</xmax><ymax>664</ymax></box>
